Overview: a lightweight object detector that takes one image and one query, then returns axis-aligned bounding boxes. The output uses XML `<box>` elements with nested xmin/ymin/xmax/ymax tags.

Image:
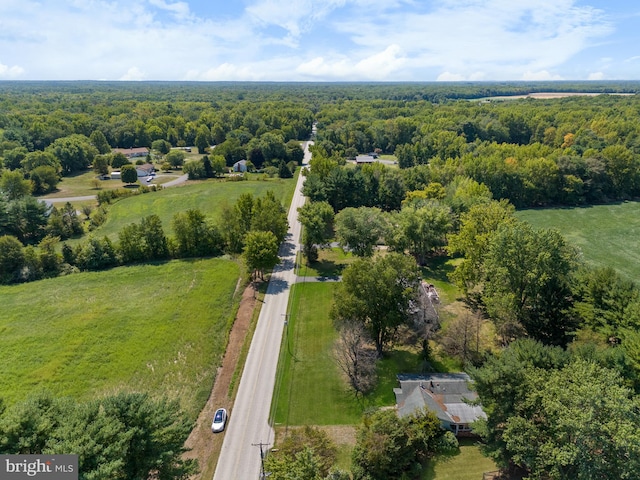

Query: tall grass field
<box><xmin>517</xmin><ymin>201</ymin><xmax>640</xmax><ymax>280</ymax></box>
<box><xmin>0</xmin><ymin>258</ymin><xmax>241</xmax><ymax>419</ymax></box>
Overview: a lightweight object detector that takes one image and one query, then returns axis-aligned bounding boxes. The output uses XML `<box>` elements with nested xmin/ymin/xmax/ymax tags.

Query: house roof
<box><xmin>355</xmin><ymin>155</ymin><xmax>376</xmax><ymax>163</ymax></box>
<box><xmin>135</xmin><ymin>163</ymin><xmax>154</xmax><ymax>172</ymax></box>
<box><xmin>395</xmin><ymin>373</ymin><xmax>486</xmax><ymax>425</ymax></box>
<box><xmin>113</xmin><ymin>147</ymin><xmax>150</xmax><ymax>157</ymax></box>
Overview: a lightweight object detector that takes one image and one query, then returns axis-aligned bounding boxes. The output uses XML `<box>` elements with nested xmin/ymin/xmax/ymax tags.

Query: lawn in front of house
<box><xmin>297</xmin><ymin>247</ymin><xmax>358</xmax><ymax>277</ymax></box>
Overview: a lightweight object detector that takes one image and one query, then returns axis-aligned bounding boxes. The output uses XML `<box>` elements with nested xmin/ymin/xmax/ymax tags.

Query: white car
<box><xmin>211</xmin><ymin>408</ymin><xmax>228</xmax><ymax>433</ymax></box>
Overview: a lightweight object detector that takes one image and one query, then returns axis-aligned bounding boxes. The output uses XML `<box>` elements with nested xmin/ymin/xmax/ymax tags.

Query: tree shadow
<box><xmin>420</xmin><ymin>255</ymin><xmax>455</xmax><ymax>284</ymax></box>
<box><xmin>265</xmin><ymin>277</ymin><xmax>290</xmax><ymax>295</ymax></box>
<box><xmin>310</xmin><ymin>259</ymin><xmax>346</xmax><ymax>277</ymax></box>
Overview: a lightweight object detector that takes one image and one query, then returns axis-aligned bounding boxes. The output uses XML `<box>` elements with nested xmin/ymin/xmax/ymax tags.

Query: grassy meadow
<box><xmin>0</xmin><ymin>258</ymin><xmax>241</xmax><ymax>419</ymax></box>
<box><xmin>517</xmin><ymin>201</ymin><xmax>640</xmax><ymax>280</ymax></box>
<box><xmin>58</xmin><ymin>175</ymin><xmax>298</xmax><ymax>246</ymax></box>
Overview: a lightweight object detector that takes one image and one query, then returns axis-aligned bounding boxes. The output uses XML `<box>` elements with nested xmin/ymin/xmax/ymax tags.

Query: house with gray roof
<box><xmin>394</xmin><ymin>373</ymin><xmax>486</xmax><ymax>435</ymax></box>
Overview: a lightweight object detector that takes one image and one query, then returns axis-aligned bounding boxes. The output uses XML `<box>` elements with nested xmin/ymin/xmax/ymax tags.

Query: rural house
<box><xmin>135</xmin><ymin>163</ymin><xmax>155</xmax><ymax>177</ymax></box>
<box><xmin>394</xmin><ymin>373</ymin><xmax>486</xmax><ymax>435</ymax></box>
<box><xmin>112</xmin><ymin>147</ymin><xmax>150</xmax><ymax>159</ymax></box>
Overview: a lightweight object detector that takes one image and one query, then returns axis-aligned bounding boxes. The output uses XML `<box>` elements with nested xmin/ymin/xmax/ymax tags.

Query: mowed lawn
<box><xmin>0</xmin><ymin>258</ymin><xmax>241</xmax><ymax>419</ymax></box>
<box><xmin>517</xmin><ymin>201</ymin><xmax>640</xmax><ymax>280</ymax></box>
<box><xmin>423</xmin><ymin>438</ymin><xmax>497</xmax><ymax>480</ymax></box>
<box><xmin>272</xmin><ymin>282</ymin><xmax>364</xmax><ymax>426</ymax></box>
<box><xmin>95</xmin><ymin>177</ymin><xmax>297</xmax><ymax>238</ymax></box>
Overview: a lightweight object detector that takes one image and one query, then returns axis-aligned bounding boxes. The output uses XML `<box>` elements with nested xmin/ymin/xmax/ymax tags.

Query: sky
<box><xmin>0</xmin><ymin>0</ymin><xmax>639</xmax><ymax>82</ymax></box>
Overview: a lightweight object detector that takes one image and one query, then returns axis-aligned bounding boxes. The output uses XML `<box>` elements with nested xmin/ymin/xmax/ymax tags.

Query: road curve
<box><xmin>213</xmin><ymin>142</ymin><xmax>311</xmax><ymax>480</ymax></box>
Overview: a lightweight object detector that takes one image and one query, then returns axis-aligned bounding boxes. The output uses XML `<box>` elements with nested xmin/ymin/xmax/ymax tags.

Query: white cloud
<box><xmin>296</xmin><ymin>45</ymin><xmax>406</xmax><ymax>80</ymax></box>
<box><xmin>522</xmin><ymin>70</ymin><xmax>564</xmax><ymax>80</ymax></box>
<box><xmin>0</xmin><ymin>62</ymin><xmax>24</xmax><ymax>78</ymax></box>
<box><xmin>190</xmin><ymin>63</ymin><xmax>266</xmax><ymax>81</ymax></box>
<box><xmin>120</xmin><ymin>67</ymin><xmax>146</xmax><ymax>81</ymax></box>
<box><xmin>334</xmin><ymin>0</ymin><xmax>612</xmax><ymax>80</ymax></box>
<box><xmin>588</xmin><ymin>71</ymin><xmax>605</xmax><ymax>80</ymax></box>
<box><xmin>148</xmin><ymin>0</ymin><xmax>192</xmax><ymax>19</ymax></box>
<box><xmin>437</xmin><ymin>72</ymin><xmax>466</xmax><ymax>81</ymax></box>
<box><xmin>0</xmin><ymin>0</ymin><xmax>627</xmax><ymax>81</ymax></box>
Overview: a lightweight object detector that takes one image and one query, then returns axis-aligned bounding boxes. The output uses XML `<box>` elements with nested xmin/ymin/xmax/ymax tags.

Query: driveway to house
<box><xmin>42</xmin><ymin>173</ymin><xmax>189</xmax><ymax>205</ymax></box>
<box><xmin>213</xmin><ymin>142</ymin><xmax>311</xmax><ymax>480</ymax></box>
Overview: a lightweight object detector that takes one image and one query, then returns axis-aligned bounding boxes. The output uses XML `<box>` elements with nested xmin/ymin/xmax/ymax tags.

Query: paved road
<box><xmin>213</xmin><ymin>142</ymin><xmax>311</xmax><ymax>480</ymax></box>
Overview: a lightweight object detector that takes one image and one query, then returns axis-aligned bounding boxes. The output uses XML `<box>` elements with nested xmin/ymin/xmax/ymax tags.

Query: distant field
<box><xmin>0</xmin><ymin>258</ymin><xmax>241</xmax><ymax>419</ymax></box>
<box><xmin>517</xmin><ymin>201</ymin><xmax>640</xmax><ymax>280</ymax></box>
<box><xmin>77</xmin><ymin>176</ymin><xmax>298</xmax><ymax>242</ymax></box>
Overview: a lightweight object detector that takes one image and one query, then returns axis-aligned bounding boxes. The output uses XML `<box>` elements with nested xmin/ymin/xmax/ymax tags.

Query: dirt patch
<box><xmin>183</xmin><ymin>282</ymin><xmax>257</xmax><ymax>478</ymax></box>
<box><xmin>318</xmin><ymin>425</ymin><xmax>357</xmax><ymax>447</ymax></box>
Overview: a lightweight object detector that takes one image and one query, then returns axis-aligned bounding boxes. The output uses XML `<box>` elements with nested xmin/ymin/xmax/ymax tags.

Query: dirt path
<box><xmin>183</xmin><ymin>282</ymin><xmax>257</xmax><ymax>478</ymax></box>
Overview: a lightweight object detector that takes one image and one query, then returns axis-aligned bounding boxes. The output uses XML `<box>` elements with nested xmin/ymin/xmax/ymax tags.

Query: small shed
<box><xmin>355</xmin><ymin>155</ymin><xmax>376</xmax><ymax>164</ymax></box>
<box><xmin>233</xmin><ymin>160</ymin><xmax>248</xmax><ymax>172</ymax></box>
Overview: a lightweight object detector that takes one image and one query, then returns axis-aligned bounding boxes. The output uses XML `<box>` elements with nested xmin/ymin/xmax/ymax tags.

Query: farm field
<box><xmin>73</xmin><ymin>175</ymin><xmax>298</xmax><ymax>242</ymax></box>
<box><xmin>0</xmin><ymin>258</ymin><xmax>241</xmax><ymax>419</ymax></box>
<box><xmin>517</xmin><ymin>201</ymin><xmax>640</xmax><ymax>280</ymax></box>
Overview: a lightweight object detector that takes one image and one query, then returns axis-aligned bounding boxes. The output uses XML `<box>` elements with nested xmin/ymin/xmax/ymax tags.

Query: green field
<box><xmin>272</xmin><ymin>282</ymin><xmax>364</xmax><ymax>425</ymax></box>
<box><xmin>78</xmin><ymin>176</ymin><xmax>298</xmax><ymax>241</ymax></box>
<box><xmin>0</xmin><ymin>258</ymin><xmax>241</xmax><ymax>419</ymax></box>
<box><xmin>517</xmin><ymin>201</ymin><xmax>640</xmax><ymax>280</ymax></box>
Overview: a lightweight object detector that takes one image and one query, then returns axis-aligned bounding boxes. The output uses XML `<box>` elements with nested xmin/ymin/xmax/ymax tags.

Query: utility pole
<box><xmin>252</xmin><ymin>442</ymin><xmax>271</xmax><ymax>479</ymax></box>
<box><xmin>282</xmin><ymin>313</ymin><xmax>296</xmax><ymax>360</ymax></box>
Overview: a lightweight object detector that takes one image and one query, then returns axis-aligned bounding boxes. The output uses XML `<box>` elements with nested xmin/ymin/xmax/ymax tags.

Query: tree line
<box><xmin>0</xmin><ymin>190</ymin><xmax>288</xmax><ymax>285</ymax></box>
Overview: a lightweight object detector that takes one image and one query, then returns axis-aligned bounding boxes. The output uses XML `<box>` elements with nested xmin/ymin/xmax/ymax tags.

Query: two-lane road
<box><xmin>213</xmin><ymin>142</ymin><xmax>311</xmax><ymax>480</ymax></box>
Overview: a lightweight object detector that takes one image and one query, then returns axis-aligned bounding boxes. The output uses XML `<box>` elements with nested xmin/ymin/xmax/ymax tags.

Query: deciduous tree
<box><xmin>0</xmin><ymin>170</ymin><xmax>32</xmax><ymax>200</ymax></box>
<box><xmin>297</xmin><ymin>200</ymin><xmax>334</xmax><ymax>263</ymax></box>
<box><xmin>121</xmin><ymin>164</ymin><xmax>138</xmax><ymax>184</ymax></box>
<box><xmin>503</xmin><ymin>361</ymin><xmax>640</xmax><ymax>480</ymax></box>
<box><xmin>331</xmin><ymin>252</ymin><xmax>420</xmax><ymax>356</ymax></box>
<box><xmin>482</xmin><ymin>222</ymin><xmax>579</xmax><ymax>346</ymax></box>
<box><xmin>0</xmin><ymin>235</ymin><xmax>25</xmax><ymax>284</ymax></box>
<box><xmin>334</xmin><ymin>206</ymin><xmax>386</xmax><ymax>258</ymax></box>
<box><xmin>243</xmin><ymin>230</ymin><xmax>279</xmax><ymax>280</ymax></box>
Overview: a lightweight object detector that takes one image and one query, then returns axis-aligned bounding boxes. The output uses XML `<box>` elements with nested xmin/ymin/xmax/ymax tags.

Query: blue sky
<box><xmin>0</xmin><ymin>0</ymin><xmax>639</xmax><ymax>81</ymax></box>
